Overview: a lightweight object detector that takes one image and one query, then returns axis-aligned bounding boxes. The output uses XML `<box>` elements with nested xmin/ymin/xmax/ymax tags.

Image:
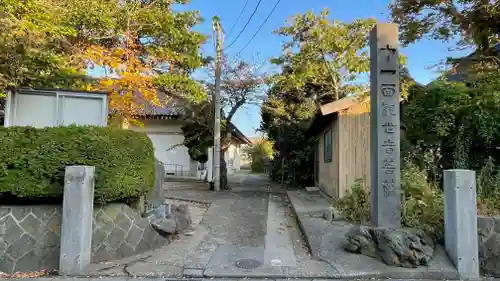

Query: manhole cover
<box><xmin>234</xmin><ymin>259</ymin><xmax>262</xmax><ymax>269</ymax></box>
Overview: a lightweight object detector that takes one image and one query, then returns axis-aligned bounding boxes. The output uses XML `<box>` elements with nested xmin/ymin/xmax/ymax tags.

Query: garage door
<box><xmin>146</xmin><ymin>133</ymin><xmax>191</xmax><ymax>169</ymax></box>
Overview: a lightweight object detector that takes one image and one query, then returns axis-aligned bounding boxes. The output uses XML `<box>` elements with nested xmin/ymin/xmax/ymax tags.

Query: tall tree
<box><xmin>272</xmin><ymin>9</ymin><xmax>376</xmax><ymax>102</ymax></box>
<box><xmin>242</xmin><ymin>137</ymin><xmax>274</xmax><ymax>173</ymax></box>
<box><xmin>263</xmin><ymin>10</ymin><xmax>414</xmax><ymax>187</ymax></box>
<box><xmin>261</xmin><ymin>11</ymin><xmax>379</xmax><ymax>187</ymax></box>
<box><xmin>215</xmin><ymin>57</ymin><xmax>266</xmax><ymax>120</ymax></box>
<box><xmin>180</xmin><ymin>57</ymin><xmax>266</xmax><ymax>189</ymax></box>
<box><xmin>390</xmin><ymin>0</ymin><xmax>500</xmax><ymax>60</ymax></box>
<box><xmin>0</xmin><ymin>0</ymin><xmax>85</xmax><ymax>91</ymax></box>
<box><xmin>76</xmin><ymin>0</ymin><xmax>208</xmax><ymax>122</ymax></box>
<box><xmin>0</xmin><ymin>0</ymin><xmax>208</xmax><ymax>121</ymax></box>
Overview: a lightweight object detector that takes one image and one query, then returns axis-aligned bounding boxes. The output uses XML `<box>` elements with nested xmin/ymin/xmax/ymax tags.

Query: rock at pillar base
<box><xmin>345</xmin><ymin>225</ymin><xmax>435</xmax><ymax>268</ymax></box>
<box><xmin>478</xmin><ymin>217</ymin><xmax>500</xmax><ymax>277</ymax></box>
<box><xmin>479</xmin><ymin>232</ymin><xmax>500</xmax><ymax>277</ymax></box>
<box><xmin>151</xmin><ymin>218</ymin><xmax>176</xmax><ymax>235</ymax></box>
<box><xmin>151</xmin><ymin>204</ymin><xmax>193</xmax><ymax>235</ymax></box>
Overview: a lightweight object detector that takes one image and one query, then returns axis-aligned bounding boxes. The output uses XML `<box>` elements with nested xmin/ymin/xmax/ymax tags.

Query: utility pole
<box><xmin>212</xmin><ymin>17</ymin><xmax>223</xmax><ymax>192</ymax></box>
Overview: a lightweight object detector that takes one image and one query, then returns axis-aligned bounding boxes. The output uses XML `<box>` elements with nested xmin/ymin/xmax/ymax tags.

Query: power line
<box><xmin>226</xmin><ymin>0</ymin><xmax>250</xmax><ymax>38</ymax></box>
<box><xmin>225</xmin><ymin>0</ymin><xmax>263</xmax><ymax>50</ymax></box>
<box><xmin>236</xmin><ymin>0</ymin><xmax>282</xmax><ymax>56</ymax></box>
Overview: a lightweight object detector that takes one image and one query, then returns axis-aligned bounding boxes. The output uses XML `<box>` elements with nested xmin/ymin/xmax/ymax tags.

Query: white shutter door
<box><xmin>14</xmin><ymin>93</ymin><xmax>57</xmax><ymax>128</ymax></box>
<box><xmin>60</xmin><ymin>96</ymin><xmax>105</xmax><ymax>126</ymax></box>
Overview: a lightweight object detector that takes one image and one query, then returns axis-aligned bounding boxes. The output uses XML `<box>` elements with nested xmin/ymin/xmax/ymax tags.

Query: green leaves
<box><xmin>404</xmin><ymin>70</ymin><xmax>500</xmax><ymax>173</ymax></box>
<box><xmin>0</xmin><ymin>0</ymin><xmax>207</xmax><ymax>117</ymax></box>
<box><xmin>155</xmin><ymin>73</ymin><xmax>207</xmax><ymax>103</ymax></box>
<box><xmin>271</xmin><ymin>9</ymin><xmax>376</xmax><ymax>101</ymax></box>
<box><xmin>0</xmin><ymin>126</ymin><xmax>155</xmax><ymax>203</ymax></box>
<box><xmin>390</xmin><ymin>0</ymin><xmax>500</xmax><ymax>53</ymax></box>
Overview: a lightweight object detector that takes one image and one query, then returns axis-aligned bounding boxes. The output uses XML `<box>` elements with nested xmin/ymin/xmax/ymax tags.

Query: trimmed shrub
<box><xmin>0</xmin><ymin>125</ymin><xmax>155</xmax><ymax>203</ymax></box>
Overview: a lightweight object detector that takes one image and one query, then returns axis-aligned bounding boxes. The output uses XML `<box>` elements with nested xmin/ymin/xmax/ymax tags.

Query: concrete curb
<box><xmin>164</xmin><ymin>196</ymin><xmax>211</xmax><ymax>205</ymax></box>
<box><xmin>285</xmin><ymin>192</ymin><xmax>316</xmax><ymax>260</ymax></box>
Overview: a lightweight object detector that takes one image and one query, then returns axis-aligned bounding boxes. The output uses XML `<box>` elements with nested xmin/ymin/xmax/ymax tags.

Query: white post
<box><xmin>208</xmin><ymin>147</ymin><xmax>214</xmax><ymax>182</ymax></box>
<box><xmin>443</xmin><ymin>169</ymin><xmax>479</xmax><ymax>279</ymax></box>
<box><xmin>3</xmin><ymin>89</ymin><xmax>13</xmax><ymax>127</ymax></box>
<box><xmin>369</xmin><ymin>23</ymin><xmax>402</xmax><ymax>228</ymax></box>
<box><xmin>59</xmin><ymin>166</ymin><xmax>95</xmax><ymax>275</ymax></box>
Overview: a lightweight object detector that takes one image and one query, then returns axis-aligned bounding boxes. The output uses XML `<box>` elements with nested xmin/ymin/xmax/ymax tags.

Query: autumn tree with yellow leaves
<box><xmin>0</xmin><ymin>0</ymin><xmax>208</xmax><ymax>121</ymax></box>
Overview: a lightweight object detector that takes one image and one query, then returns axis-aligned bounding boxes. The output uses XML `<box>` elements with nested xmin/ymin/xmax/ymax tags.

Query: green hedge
<box><xmin>0</xmin><ymin>126</ymin><xmax>155</xmax><ymax>203</ymax></box>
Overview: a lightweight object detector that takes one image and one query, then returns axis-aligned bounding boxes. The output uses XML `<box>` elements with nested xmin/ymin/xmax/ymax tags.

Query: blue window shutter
<box><xmin>324</xmin><ymin>128</ymin><xmax>332</xmax><ymax>163</ymax></box>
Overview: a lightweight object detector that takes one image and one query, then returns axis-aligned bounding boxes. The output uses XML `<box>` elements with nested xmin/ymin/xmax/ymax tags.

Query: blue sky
<box><xmin>176</xmin><ymin>0</ymin><xmax>471</xmax><ymax>138</ymax></box>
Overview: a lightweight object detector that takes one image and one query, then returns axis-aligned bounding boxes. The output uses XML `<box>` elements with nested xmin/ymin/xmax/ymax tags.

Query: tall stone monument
<box><xmin>369</xmin><ymin>23</ymin><xmax>401</xmax><ymax>228</ymax></box>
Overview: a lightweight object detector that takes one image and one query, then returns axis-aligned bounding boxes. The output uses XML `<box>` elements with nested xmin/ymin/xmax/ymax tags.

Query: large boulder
<box><xmin>345</xmin><ymin>225</ymin><xmax>435</xmax><ymax>268</ymax></box>
<box><xmin>478</xmin><ymin>216</ymin><xmax>500</xmax><ymax>277</ymax></box>
<box><xmin>151</xmin><ymin>204</ymin><xmax>193</xmax><ymax>235</ymax></box>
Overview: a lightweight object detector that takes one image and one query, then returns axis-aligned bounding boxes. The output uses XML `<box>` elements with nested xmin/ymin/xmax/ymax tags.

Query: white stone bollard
<box><xmin>208</xmin><ymin>147</ymin><xmax>214</xmax><ymax>182</ymax></box>
<box><xmin>59</xmin><ymin>166</ymin><xmax>95</xmax><ymax>275</ymax></box>
<box><xmin>443</xmin><ymin>169</ymin><xmax>479</xmax><ymax>279</ymax></box>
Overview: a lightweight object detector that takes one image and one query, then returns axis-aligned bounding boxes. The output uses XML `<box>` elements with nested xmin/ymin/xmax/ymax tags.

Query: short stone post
<box><xmin>154</xmin><ymin>160</ymin><xmax>166</xmax><ymax>219</ymax></box>
<box><xmin>59</xmin><ymin>166</ymin><xmax>95</xmax><ymax>275</ymax></box>
<box><xmin>443</xmin><ymin>169</ymin><xmax>479</xmax><ymax>279</ymax></box>
<box><xmin>369</xmin><ymin>23</ymin><xmax>402</xmax><ymax>228</ymax></box>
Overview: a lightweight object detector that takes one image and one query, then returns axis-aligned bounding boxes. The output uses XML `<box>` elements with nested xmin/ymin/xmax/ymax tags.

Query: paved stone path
<box><xmin>14</xmin><ymin>277</ymin><xmax>495</xmax><ymax>281</ymax></box>
<box><xmin>85</xmin><ymin>172</ymin><xmax>334</xmax><ymax>278</ymax></box>
<box><xmin>83</xmin><ymin>172</ymin><xmax>462</xmax><ymax>279</ymax></box>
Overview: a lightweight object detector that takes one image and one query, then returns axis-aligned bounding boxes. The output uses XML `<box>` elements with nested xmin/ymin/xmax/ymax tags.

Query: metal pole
<box><xmin>213</xmin><ymin>17</ymin><xmax>223</xmax><ymax>192</ymax></box>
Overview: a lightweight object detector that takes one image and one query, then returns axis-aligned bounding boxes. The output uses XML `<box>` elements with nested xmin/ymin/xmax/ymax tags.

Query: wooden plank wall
<box><xmin>338</xmin><ymin>101</ymin><xmax>371</xmax><ymax>196</ymax></box>
<box><xmin>317</xmin><ymin>117</ymin><xmax>340</xmax><ymax>198</ymax></box>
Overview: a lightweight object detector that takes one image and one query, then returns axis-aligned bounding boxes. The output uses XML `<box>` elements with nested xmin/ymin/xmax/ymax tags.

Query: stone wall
<box><xmin>0</xmin><ymin>203</ymin><xmax>167</xmax><ymax>274</ymax></box>
<box><xmin>478</xmin><ymin>216</ymin><xmax>500</xmax><ymax>277</ymax></box>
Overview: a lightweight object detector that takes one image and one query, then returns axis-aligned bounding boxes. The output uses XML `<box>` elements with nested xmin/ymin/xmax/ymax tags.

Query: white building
<box><xmin>129</xmin><ymin>104</ymin><xmax>251</xmax><ymax>177</ymax></box>
<box><xmin>2</xmin><ymin>88</ymin><xmax>108</xmax><ymax>127</ymax></box>
<box><xmin>1</xmin><ymin>88</ymin><xmax>251</xmax><ymax>178</ymax></box>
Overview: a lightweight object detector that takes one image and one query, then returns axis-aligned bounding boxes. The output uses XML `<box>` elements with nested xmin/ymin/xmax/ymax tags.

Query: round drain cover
<box><xmin>234</xmin><ymin>259</ymin><xmax>262</xmax><ymax>269</ymax></box>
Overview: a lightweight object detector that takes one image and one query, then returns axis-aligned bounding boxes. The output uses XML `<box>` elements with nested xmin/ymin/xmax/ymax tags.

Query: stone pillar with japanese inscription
<box><xmin>369</xmin><ymin>23</ymin><xmax>401</xmax><ymax>228</ymax></box>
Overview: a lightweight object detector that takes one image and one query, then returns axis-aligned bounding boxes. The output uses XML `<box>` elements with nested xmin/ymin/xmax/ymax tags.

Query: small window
<box><xmin>324</xmin><ymin>128</ymin><xmax>332</xmax><ymax>163</ymax></box>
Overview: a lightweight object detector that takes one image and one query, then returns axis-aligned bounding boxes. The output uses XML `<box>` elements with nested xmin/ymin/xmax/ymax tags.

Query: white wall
<box><xmin>130</xmin><ymin>119</ymin><xmax>197</xmax><ymax>176</ymax></box>
<box><xmin>130</xmin><ymin>119</ymin><xmax>184</xmax><ymax>134</ymax></box>
<box><xmin>132</xmin><ymin>119</ymin><xmax>245</xmax><ymax>176</ymax></box>
<box><xmin>225</xmin><ymin>141</ymin><xmax>242</xmax><ymax>173</ymax></box>
<box><xmin>5</xmin><ymin>90</ymin><xmax>107</xmax><ymax>128</ymax></box>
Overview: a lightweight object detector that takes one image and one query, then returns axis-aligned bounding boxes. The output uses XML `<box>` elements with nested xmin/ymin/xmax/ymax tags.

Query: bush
<box><xmin>401</xmin><ymin>163</ymin><xmax>444</xmax><ymax>239</ymax></box>
<box><xmin>476</xmin><ymin>157</ymin><xmax>500</xmax><ymax>215</ymax></box>
<box><xmin>334</xmin><ymin>179</ymin><xmax>370</xmax><ymax>223</ymax></box>
<box><xmin>334</xmin><ymin>163</ymin><xmax>445</xmax><ymax>239</ymax></box>
<box><xmin>0</xmin><ymin>125</ymin><xmax>155</xmax><ymax>203</ymax></box>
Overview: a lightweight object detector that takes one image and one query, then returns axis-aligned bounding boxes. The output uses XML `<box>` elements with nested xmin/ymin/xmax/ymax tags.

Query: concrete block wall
<box><xmin>0</xmin><ymin>203</ymin><xmax>167</xmax><ymax>274</ymax></box>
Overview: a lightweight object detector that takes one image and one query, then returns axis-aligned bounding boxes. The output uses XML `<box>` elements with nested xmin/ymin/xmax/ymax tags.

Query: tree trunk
<box><xmin>210</xmin><ymin>133</ymin><xmax>231</xmax><ymax>191</ymax></box>
<box><xmin>220</xmin><ymin>131</ymin><xmax>231</xmax><ymax>190</ymax></box>
<box><xmin>210</xmin><ymin>150</ymin><xmax>229</xmax><ymax>190</ymax></box>
<box><xmin>280</xmin><ymin>157</ymin><xmax>285</xmax><ymax>188</ymax></box>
